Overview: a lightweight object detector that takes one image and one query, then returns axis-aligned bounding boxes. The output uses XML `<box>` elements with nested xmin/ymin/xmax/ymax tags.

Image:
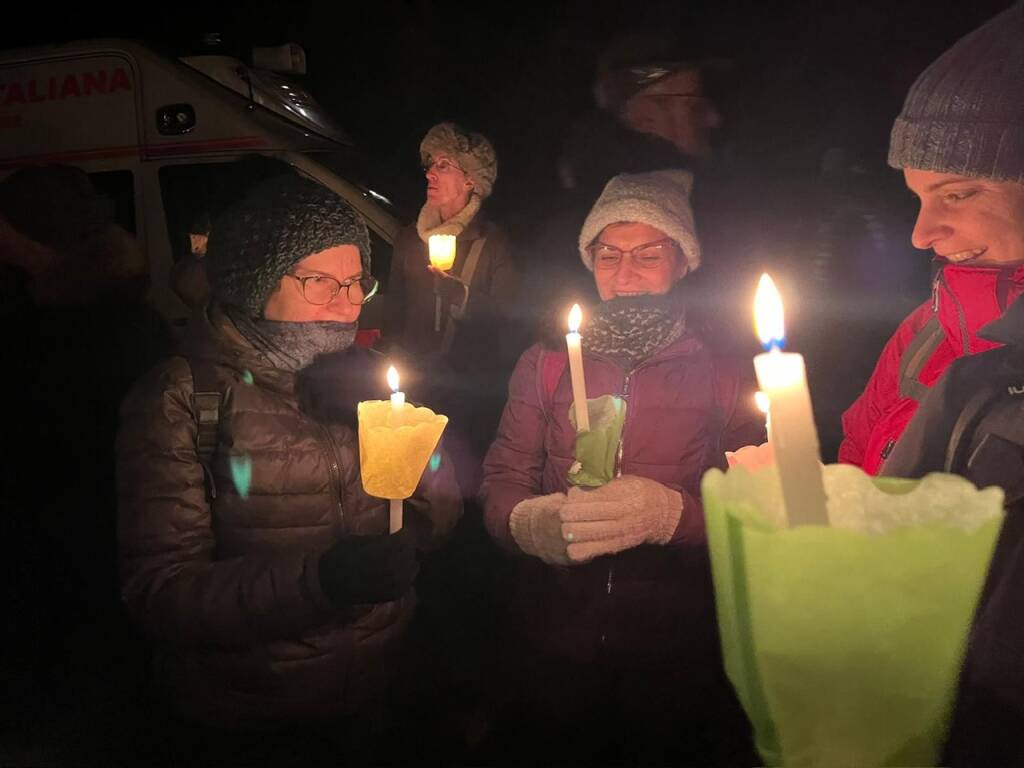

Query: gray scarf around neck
<box><xmin>230</xmin><ymin>308</ymin><xmax>358</xmax><ymax>372</ymax></box>
<box><xmin>582</xmin><ymin>291</ymin><xmax>686</xmax><ymax>371</ymax></box>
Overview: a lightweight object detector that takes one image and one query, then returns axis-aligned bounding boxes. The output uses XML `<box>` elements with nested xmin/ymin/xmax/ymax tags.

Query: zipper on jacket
<box><xmin>319</xmin><ymin>425</ymin><xmax>345</xmax><ymax>523</ymax></box>
<box><xmin>880</xmin><ymin>438</ymin><xmax>896</xmax><ymax>462</ymax></box>
<box><xmin>600</xmin><ymin>565</ymin><xmax>615</xmax><ymax>647</ymax></box>
<box><xmin>936</xmin><ymin>270</ymin><xmax>973</xmax><ymax>356</ymax></box>
<box><xmin>931</xmin><ymin>273</ymin><xmax>941</xmax><ymax>313</ymax></box>
<box><xmin>614</xmin><ymin>372</ymin><xmax>633</xmax><ymax>478</ymax></box>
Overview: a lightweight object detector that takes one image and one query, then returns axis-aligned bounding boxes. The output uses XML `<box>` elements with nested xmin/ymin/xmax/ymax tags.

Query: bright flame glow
<box><xmin>754</xmin><ymin>273</ymin><xmax>785</xmax><ymax>349</ymax></box>
<box><xmin>428</xmin><ymin>234</ymin><xmax>457</xmax><ymax>270</ymax></box>
<box><xmin>568</xmin><ymin>304</ymin><xmax>582</xmax><ymax>334</ymax></box>
<box><xmin>754</xmin><ymin>391</ymin><xmax>770</xmax><ymax>414</ymax></box>
<box><xmin>387</xmin><ymin>365</ymin><xmax>400</xmax><ymax>392</ymax></box>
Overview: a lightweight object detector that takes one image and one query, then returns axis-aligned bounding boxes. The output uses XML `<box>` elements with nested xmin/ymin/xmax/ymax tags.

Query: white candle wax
<box><xmin>755</xmin><ymin>390</ymin><xmax>772</xmax><ymax>442</ymax></box>
<box><xmin>389</xmin><ymin>498</ymin><xmax>403</xmax><ymax>534</ymax></box>
<box><xmin>566</xmin><ymin>304</ymin><xmax>590</xmax><ymax>432</ymax></box>
<box><xmin>753</xmin><ymin>275</ymin><xmax>827</xmax><ymax>527</ymax></box>
<box><xmin>387</xmin><ymin>365</ymin><xmax>404</xmax><ymax>427</ymax></box>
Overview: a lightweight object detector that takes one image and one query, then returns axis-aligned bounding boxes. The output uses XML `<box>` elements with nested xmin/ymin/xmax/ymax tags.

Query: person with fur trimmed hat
<box><xmin>481</xmin><ymin>169</ymin><xmax>762</xmax><ymax>765</ymax></box>
<box><xmin>387</xmin><ymin>121</ymin><xmax>519</xmax><ymax>499</ymax></box>
<box><xmin>839</xmin><ymin>3</ymin><xmax>1024</xmax><ymax>475</ymax></box>
<box><xmin>115</xmin><ymin>172</ymin><xmax>461</xmax><ymax>762</ymax></box>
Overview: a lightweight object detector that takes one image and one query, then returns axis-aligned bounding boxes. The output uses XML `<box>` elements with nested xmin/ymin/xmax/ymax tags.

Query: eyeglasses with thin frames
<box><xmin>422</xmin><ymin>157</ymin><xmax>466</xmax><ymax>175</ymax></box>
<box><xmin>285</xmin><ymin>273</ymin><xmax>379</xmax><ymax>306</ymax></box>
<box><xmin>587</xmin><ymin>238</ymin><xmax>678</xmax><ymax>269</ymax></box>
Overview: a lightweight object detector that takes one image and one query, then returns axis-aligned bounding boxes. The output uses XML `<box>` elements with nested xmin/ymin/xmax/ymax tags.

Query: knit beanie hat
<box><xmin>205</xmin><ymin>173</ymin><xmax>371</xmax><ymax>317</ymax></box>
<box><xmin>578</xmin><ymin>169</ymin><xmax>701</xmax><ymax>272</ymax></box>
<box><xmin>888</xmin><ymin>3</ymin><xmax>1024</xmax><ymax>183</ymax></box>
<box><xmin>420</xmin><ymin>122</ymin><xmax>498</xmax><ymax>199</ymax></box>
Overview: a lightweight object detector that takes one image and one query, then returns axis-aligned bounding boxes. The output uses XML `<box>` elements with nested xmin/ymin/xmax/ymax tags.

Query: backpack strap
<box><xmin>186</xmin><ymin>356</ymin><xmax>225</xmax><ymax>500</ymax></box>
<box><xmin>441</xmin><ymin>237</ymin><xmax>487</xmax><ymax>354</ymax></box>
<box><xmin>535</xmin><ymin>347</ymin><xmax>569</xmax><ymax>422</ymax></box>
<box><xmin>899</xmin><ymin>315</ymin><xmax>945</xmax><ymax>401</ymax></box>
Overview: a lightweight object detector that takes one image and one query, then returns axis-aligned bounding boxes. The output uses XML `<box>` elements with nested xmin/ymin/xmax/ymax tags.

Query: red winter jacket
<box><xmin>840</xmin><ymin>263</ymin><xmax>1024</xmax><ymax>475</ymax></box>
<box><xmin>481</xmin><ymin>333</ymin><xmax>764</xmax><ymax>673</ymax></box>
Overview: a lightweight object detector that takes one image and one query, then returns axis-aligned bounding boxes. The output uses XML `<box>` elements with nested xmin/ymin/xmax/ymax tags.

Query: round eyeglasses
<box><xmin>285</xmin><ymin>273</ymin><xmax>379</xmax><ymax>306</ymax></box>
<box><xmin>422</xmin><ymin>157</ymin><xmax>466</xmax><ymax>175</ymax></box>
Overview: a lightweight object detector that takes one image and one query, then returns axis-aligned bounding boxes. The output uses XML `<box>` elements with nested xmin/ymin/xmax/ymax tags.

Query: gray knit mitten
<box><xmin>509</xmin><ymin>492</ymin><xmax>571</xmax><ymax>565</ymax></box>
<box><xmin>560</xmin><ymin>475</ymin><xmax>682</xmax><ymax>562</ymax></box>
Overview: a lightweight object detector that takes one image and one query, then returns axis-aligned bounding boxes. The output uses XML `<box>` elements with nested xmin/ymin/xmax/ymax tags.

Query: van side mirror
<box><xmin>252</xmin><ymin>43</ymin><xmax>307</xmax><ymax>75</ymax></box>
<box><xmin>157</xmin><ymin>104</ymin><xmax>196</xmax><ymax>135</ymax></box>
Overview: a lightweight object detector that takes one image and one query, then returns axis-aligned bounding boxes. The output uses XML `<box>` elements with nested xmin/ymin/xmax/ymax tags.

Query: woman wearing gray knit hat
<box><xmin>481</xmin><ymin>169</ymin><xmax>762</xmax><ymax>765</ymax></box>
<box><xmin>840</xmin><ymin>3</ymin><xmax>1024</xmax><ymax>476</ymax></box>
<box><xmin>115</xmin><ymin>172</ymin><xmax>461</xmax><ymax>757</ymax></box>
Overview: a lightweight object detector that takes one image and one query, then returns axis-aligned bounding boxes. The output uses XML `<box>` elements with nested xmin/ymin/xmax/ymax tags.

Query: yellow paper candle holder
<box><xmin>358</xmin><ymin>400</ymin><xmax>448</xmax><ymax>500</ymax></box>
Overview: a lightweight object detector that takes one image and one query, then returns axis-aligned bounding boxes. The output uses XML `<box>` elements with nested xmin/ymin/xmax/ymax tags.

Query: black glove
<box><xmin>318</xmin><ymin>528</ymin><xmax>419</xmax><ymax>607</ymax></box>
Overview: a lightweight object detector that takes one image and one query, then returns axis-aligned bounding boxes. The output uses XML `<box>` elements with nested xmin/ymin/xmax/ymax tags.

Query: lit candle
<box><xmin>387</xmin><ymin>365</ymin><xmax>405</xmax><ymax>416</ymax></box>
<box><xmin>386</xmin><ymin>365</ymin><xmax>404</xmax><ymax>533</ymax></box>
<box><xmin>428</xmin><ymin>235</ymin><xmax>456</xmax><ymax>332</ymax></box>
<box><xmin>565</xmin><ymin>304</ymin><xmax>590</xmax><ymax>433</ymax></box>
<box><xmin>755</xmin><ymin>390</ymin><xmax>771</xmax><ymax>441</ymax></box>
<box><xmin>428</xmin><ymin>234</ymin><xmax>457</xmax><ymax>271</ymax></box>
<box><xmin>752</xmin><ymin>274</ymin><xmax>828</xmax><ymax>527</ymax></box>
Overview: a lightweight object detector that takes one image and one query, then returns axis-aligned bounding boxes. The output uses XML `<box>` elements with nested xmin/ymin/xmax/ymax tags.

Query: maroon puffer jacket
<box><xmin>117</xmin><ymin>304</ymin><xmax>462</xmax><ymax>727</ymax></box>
<box><xmin>481</xmin><ymin>333</ymin><xmax>764</xmax><ymax>675</ymax></box>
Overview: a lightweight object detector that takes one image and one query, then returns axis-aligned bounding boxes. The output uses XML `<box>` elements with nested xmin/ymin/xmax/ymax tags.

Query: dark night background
<box><xmin>0</xmin><ymin>1</ymin><xmax>1016</xmax><ymax>764</ymax></box>
<box><xmin>6</xmin><ymin>0</ymin><xmax>1011</xmax><ymax>457</ymax></box>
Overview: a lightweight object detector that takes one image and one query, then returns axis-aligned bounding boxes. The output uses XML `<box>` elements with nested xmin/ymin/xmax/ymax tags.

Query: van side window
<box><xmin>88</xmin><ymin>171</ymin><xmax>136</xmax><ymax>235</ymax></box>
<box><xmin>369</xmin><ymin>230</ymin><xmax>393</xmax><ymax>291</ymax></box>
<box><xmin>159</xmin><ymin>157</ymin><xmax>295</xmax><ymax>264</ymax></box>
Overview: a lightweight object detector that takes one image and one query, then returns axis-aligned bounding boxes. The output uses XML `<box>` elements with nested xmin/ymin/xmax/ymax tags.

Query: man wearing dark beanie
<box><xmin>116</xmin><ymin>172</ymin><xmax>461</xmax><ymax>763</ymax></box>
<box><xmin>840</xmin><ymin>3</ymin><xmax>1024</xmax><ymax>475</ymax></box>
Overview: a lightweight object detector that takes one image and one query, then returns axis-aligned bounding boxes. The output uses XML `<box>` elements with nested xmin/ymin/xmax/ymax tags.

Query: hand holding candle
<box><xmin>565</xmin><ymin>304</ymin><xmax>590</xmax><ymax>433</ymax></box>
<box><xmin>752</xmin><ymin>274</ymin><xmax>828</xmax><ymax>527</ymax></box>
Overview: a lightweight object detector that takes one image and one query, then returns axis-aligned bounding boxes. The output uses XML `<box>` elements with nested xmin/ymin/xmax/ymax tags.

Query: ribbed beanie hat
<box><xmin>205</xmin><ymin>173</ymin><xmax>371</xmax><ymax>317</ymax></box>
<box><xmin>889</xmin><ymin>3</ymin><xmax>1024</xmax><ymax>182</ymax></box>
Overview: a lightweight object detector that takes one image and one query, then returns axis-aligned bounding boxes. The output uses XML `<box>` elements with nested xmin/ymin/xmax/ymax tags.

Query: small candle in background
<box><xmin>387</xmin><ymin>366</ymin><xmax>405</xmax><ymax>423</ymax></box>
<box><xmin>565</xmin><ymin>303</ymin><xmax>590</xmax><ymax>432</ymax></box>
<box><xmin>752</xmin><ymin>273</ymin><xmax>828</xmax><ymax>527</ymax></box>
<box><xmin>428</xmin><ymin>234</ymin><xmax>457</xmax><ymax>271</ymax></box>
<box><xmin>428</xmin><ymin>235</ymin><xmax>456</xmax><ymax>331</ymax></box>
<box><xmin>755</xmin><ymin>390</ymin><xmax>771</xmax><ymax>441</ymax></box>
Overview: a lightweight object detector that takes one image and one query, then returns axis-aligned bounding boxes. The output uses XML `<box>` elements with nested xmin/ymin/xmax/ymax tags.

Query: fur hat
<box><xmin>205</xmin><ymin>173</ymin><xmax>371</xmax><ymax>317</ymax></box>
<box><xmin>420</xmin><ymin>122</ymin><xmax>498</xmax><ymax>199</ymax></box>
<box><xmin>888</xmin><ymin>4</ymin><xmax>1024</xmax><ymax>182</ymax></box>
<box><xmin>578</xmin><ymin>169</ymin><xmax>701</xmax><ymax>272</ymax></box>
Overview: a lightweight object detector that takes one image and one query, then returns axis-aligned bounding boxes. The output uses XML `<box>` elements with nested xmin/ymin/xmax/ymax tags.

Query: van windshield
<box><xmin>309</xmin><ymin>148</ymin><xmax>409</xmax><ymax>221</ymax></box>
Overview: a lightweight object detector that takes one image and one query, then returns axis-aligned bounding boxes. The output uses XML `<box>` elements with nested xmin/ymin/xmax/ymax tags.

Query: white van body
<box><xmin>0</xmin><ymin>39</ymin><xmax>397</xmax><ymax>326</ymax></box>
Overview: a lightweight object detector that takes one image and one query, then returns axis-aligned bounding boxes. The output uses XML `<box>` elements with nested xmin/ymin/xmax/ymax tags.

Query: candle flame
<box><xmin>428</xmin><ymin>234</ymin><xmax>457</xmax><ymax>270</ymax></box>
<box><xmin>568</xmin><ymin>303</ymin><xmax>582</xmax><ymax>333</ymax></box>
<box><xmin>754</xmin><ymin>390</ymin><xmax>770</xmax><ymax>414</ymax></box>
<box><xmin>387</xmin><ymin>365</ymin><xmax>400</xmax><ymax>392</ymax></box>
<box><xmin>754</xmin><ymin>273</ymin><xmax>785</xmax><ymax>349</ymax></box>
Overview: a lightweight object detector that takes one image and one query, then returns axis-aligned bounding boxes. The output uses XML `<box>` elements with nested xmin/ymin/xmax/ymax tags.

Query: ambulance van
<box><xmin>0</xmin><ymin>38</ymin><xmax>399</xmax><ymax>328</ymax></box>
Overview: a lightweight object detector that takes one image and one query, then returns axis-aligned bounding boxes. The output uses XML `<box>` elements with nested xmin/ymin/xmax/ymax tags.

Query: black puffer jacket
<box><xmin>883</xmin><ymin>294</ymin><xmax>1024</xmax><ymax>766</ymax></box>
<box><xmin>117</xmin><ymin>304</ymin><xmax>462</xmax><ymax>727</ymax></box>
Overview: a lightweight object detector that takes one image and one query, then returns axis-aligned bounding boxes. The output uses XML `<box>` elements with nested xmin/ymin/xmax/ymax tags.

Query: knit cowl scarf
<box><xmin>582</xmin><ymin>291</ymin><xmax>686</xmax><ymax>371</ymax></box>
<box><xmin>230</xmin><ymin>308</ymin><xmax>358</xmax><ymax>372</ymax></box>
